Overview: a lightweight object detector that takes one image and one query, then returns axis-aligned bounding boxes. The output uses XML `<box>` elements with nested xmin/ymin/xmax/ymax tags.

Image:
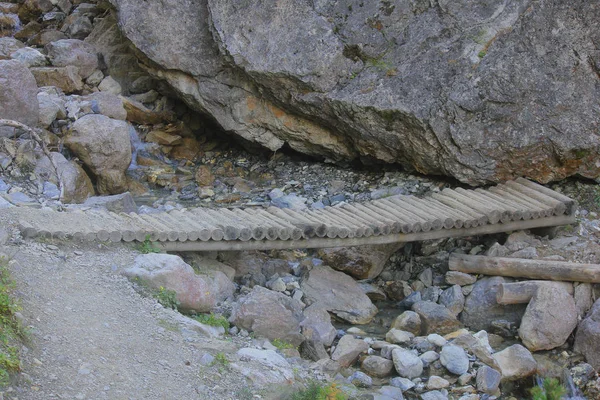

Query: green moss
<box><xmin>478</xmin><ymin>50</ymin><xmax>487</xmax><ymax>59</ymax></box>
<box><xmin>194</xmin><ymin>313</ymin><xmax>229</xmax><ymax>330</ymax></box>
<box><xmin>272</xmin><ymin>338</ymin><xmax>295</xmax><ymax>350</ymax></box>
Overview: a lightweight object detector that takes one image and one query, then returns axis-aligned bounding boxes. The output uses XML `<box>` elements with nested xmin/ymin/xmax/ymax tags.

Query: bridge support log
<box><xmin>449</xmin><ymin>254</ymin><xmax>600</xmax><ymax>283</ymax></box>
<box><xmin>496</xmin><ymin>281</ymin><xmax>574</xmax><ymax>304</ymax></box>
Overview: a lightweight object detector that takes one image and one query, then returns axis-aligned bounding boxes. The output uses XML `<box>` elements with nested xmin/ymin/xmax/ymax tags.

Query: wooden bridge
<box><xmin>15</xmin><ymin>178</ymin><xmax>576</xmax><ymax>251</ymax></box>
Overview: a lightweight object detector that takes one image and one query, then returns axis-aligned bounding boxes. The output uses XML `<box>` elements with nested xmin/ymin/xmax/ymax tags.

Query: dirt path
<box><xmin>0</xmin><ymin>218</ymin><xmax>289</xmax><ymax>400</ymax></box>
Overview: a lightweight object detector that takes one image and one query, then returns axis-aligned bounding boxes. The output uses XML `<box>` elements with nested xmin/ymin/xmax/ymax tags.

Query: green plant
<box><xmin>0</xmin><ymin>257</ymin><xmax>24</xmax><ymax>387</ymax></box>
<box><xmin>272</xmin><ymin>338</ymin><xmax>295</xmax><ymax>350</ymax></box>
<box><xmin>212</xmin><ymin>352</ymin><xmax>229</xmax><ymax>367</ymax></box>
<box><xmin>154</xmin><ymin>286</ymin><xmax>179</xmax><ymax>310</ymax></box>
<box><xmin>530</xmin><ymin>377</ymin><xmax>567</xmax><ymax>400</ymax></box>
<box><xmin>289</xmin><ymin>381</ymin><xmax>347</xmax><ymax>400</ymax></box>
<box><xmin>137</xmin><ymin>235</ymin><xmax>161</xmax><ymax>254</ymax></box>
<box><xmin>478</xmin><ymin>50</ymin><xmax>487</xmax><ymax>58</ymax></box>
<box><xmin>194</xmin><ymin>313</ymin><xmax>229</xmax><ymax>331</ymax></box>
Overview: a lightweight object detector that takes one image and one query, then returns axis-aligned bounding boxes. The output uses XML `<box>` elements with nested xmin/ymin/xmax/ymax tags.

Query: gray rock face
<box><xmin>111</xmin><ymin>0</ymin><xmax>600</xmax><ymax>184</ymax></box>
<box><xmin>123</xmin><ymin>253</ymin><xmax>234</xmax><ymax>313</ymax></box>
<box><xmin>518</xmin><ymin>286</ymin><xmax>578</xmax><ymax>351</ymax></box>
<box><xmin>461</xmin><ymin>277</ymin><xmax>526</xmax><ymax>332</ymax></box>
<box><xmin>300</xmin><ymin>304</ymin><xmax>337</xmax><ymax>347</ymax></box>
<box><xmin>439</xmin><ymin>285</ymin><xmax>465</xmax><ymax>316</ymax></box>
<box><xmin>492</xmin><ymin>344</ymin><xmax>537</xmax><ymax>381</ymax></box>
<box><xmin>230</xmin><ymin>286</ymin><xmax>305</xmax><ymax>347</ymax></box>
<box><xmin>362</xmin><ymin>355</ymin><xmax>395</xmax><ymax>378</ymax></box>
<box><xmin>301</xmin><ymin>264</ymin><xmax>377</xmax><ymax>324</ymax></box>
<box><xmin>0</xmin><ymin>60</ymin><xmax>39</xmax><ymax>135</ymax></box>
<box><xmin>476</xmin><ymin>366</ymin><xmax>501</xmax><ymax>394</ymax></box>
<box><xmin>64</xmin><ymin>114</ymin><xmax>132</xmax><ymax>194</ymax></box>
<box><xmin>392</xmin><ymin>348</ymin><xmax>423</xmax><ymax>379</ymax></box>
<box><xmin>574</xmin><ymin>299</ymin><xmax>600</xmax><ymax>370</ymax></box>
<box><xmin>34</xmin><ymin>152</ymin><xmax>94</xmax><ymax>203</ymax></box>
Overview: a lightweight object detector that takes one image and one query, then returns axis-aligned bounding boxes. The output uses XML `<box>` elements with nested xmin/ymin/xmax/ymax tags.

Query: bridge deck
<box><xmin>15</xmin><ymin>178</ymin><xmax>577</xmax><ymax>251</ymax></box>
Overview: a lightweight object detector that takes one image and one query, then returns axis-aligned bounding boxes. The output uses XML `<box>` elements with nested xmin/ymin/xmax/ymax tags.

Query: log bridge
<box><xmin>16</xmin><ymin>178</ymin><xmax>577</xmax><ymax>252</ymax></box>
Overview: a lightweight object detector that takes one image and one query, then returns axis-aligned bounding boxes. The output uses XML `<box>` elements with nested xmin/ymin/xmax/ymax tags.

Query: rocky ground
<box><xmin>1</xmin><ymin>1</ymin><xmax>600</xmax><ymax>400</ymax></box>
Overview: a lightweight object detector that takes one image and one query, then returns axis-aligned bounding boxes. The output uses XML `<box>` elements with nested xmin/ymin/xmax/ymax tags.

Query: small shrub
<box><xmin>272</xmin><ymin>338</ymin><xmax>295</xmax><ymax>350</ymax></box>
<box><xmin>0</xmin><ymin>258</ymin><xmax>24</xmax><ymax>387</ymax></box>
<box><xmin>154</xmin><ymin>286</ymin><xmax>179</xmax><ymax>310</ymax></box>
<box><xmin>530</xmin><ymin>377</ymin><xmax>567</xmax><ymax>400</ymax></box>
<box><xmin>212</xmin><ymin>352</ymin><xmax>229</xmax><ymax>367</ymax></box>
<box><xmin>478</xmin><ymin>50</ymin><xmax>487</xmax><ymax>58</ymax></box>
<box><xmin>194</xmin><ymin>313</ymin><xmax>229</xmax><ymax>331</ymax></box>
<box><xmin>289</xmin><ymin>381</ymin><xmax>347</xmax><ymax>400</ymax></box>
<box><xmin>137</xmin><ymin>235</ymin><xmax>161</xmax><ymax>254</ymax></box>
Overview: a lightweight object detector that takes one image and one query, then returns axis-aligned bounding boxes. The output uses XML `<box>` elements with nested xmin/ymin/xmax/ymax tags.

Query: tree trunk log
<box><xmin>449</xmin><ymin>253</ymin><xmax>600</xmax><ymax>283</ymax></box>
<box><xmin>496</xmin><ymin>281</ymin><xmax>574</xmax><ymax>304</ymax></box>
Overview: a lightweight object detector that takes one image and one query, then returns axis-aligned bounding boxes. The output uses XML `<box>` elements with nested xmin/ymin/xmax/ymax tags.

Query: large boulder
<box><xmin>301</xmin><ymin>264</ymin><xmax>377</xmax><ymax>324</ymax></box>
<box><xmin>64</xmin><ymin>114</ymin><xmax>132</xmax><ymax>194</ymax></box>
<box><xmin>34</xmin><ymin>152</ymin><xmax>95</xmax><ymax>203</ymax></box>
<box><xmin>316</xmin><ymin>243</ymin><xmax>403</xmax><ymax>280</ymax></box>
<box><xmin>574</xmin><ymin>299</ymin><xmax>600</xmax><ymax>370</ymax></box>
<box><xmin>230</xmin><ymin>285</ymin><xmax>305</xmax><ymax>346</ymax></box>
<box><xmin>461</xmin><ymin>276</ymin><xmax>526</xmax><ymax>332</ymax></box>
<box><xmin>110</xmin><ymin>0</ymin><xmax>600</xmax><ymax>184</ymax></box>
<box><xmin>518</xmin><ymin>286</ymin><xmax>578</xmax><ymax>351</ymax></box>
<box><xmin>123</xmin><ymin>254</ymin><xmax>234</xmax><ymax>313</ymax></box>
<box><xmin>0</xmin><ymin>60</ymin><xmax>39</xmax><ymax>135</ymax></box>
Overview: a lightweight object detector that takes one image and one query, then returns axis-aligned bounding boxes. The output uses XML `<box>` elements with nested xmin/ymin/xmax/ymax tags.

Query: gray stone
<box><xmin>439</xmin><ymin>285</ymin><xmax>465</xmax><ymax>316</ymax></box>
<box><xmin>230</xmin><ymin>285</ymin><xmax>304</xmax><ymax>347</ymax></box>
<box><xmin>421</xmin><ymin>286</ymin><xmax>442</xmax><ymax>303</ymax></box>
<box><xmin>391</xmin><ymin>311</ymin><xmax>421</xmax><ymax>336</ymax></box>
<box><xmin>348</xmin><ymin>371</ymin><xmax>373</xmax><ymax>388</ymax></box>
<box><xmin>445</xmin><ymin>271</ymin><xmax>477</xmax><ymax>286</ymax></box>
<box><xmin>440</xmin><ymin>345</ymin><xmax>469</xmax><ymax>375</ymax></box>
<box><xmin>519</xmin><ymin>286</ymin><xmax>578</xmax><ymax>351</ymax></box>
<box><xmin>461</xmin><ymin>277</ymin><xmax>526</xmax><ymax>332</ymax></box>
<box><xmin>123</xmin><ymin>253</ymin><xmax>234</xmax><ymax>313</ymax></box>
<box><xmin>317</xmin><ymin>243</ymin><xmax>403</xmax><ymax>280</ymax></box>
<box><xmin>476</xmin><ymin>366</ymin><xmax>501</xmax><ymax>394</ymax></box>
<box><xmin>235</xmin><ymin>348</ymin><xmax>293</xmax><ymax>385</ymax></box>
<box><xmin>83</xmin><ymin>192</ymin><xmax>137</xmax><ymax>213</ymax></box>
<box><xmin>392</xmin><ymin>348</ymin><xmax>423</xmax><ymax>379</ymax></box>
<box><xmin>420</xmin><ymin>351</ymin><xmax>440</xmax><ymax>365</ymax></box>
<box><xmin>390</xmin><ymin>377</ymin><xmax>415</xmax><ymax>392</ymax></box>
<box><xmin>427</xmin><ymin>376</ymin><xmax>450</xmax><ymax>390</ymax></box>
<box><xmin>4</xmin><ymin>192</ymin><xmax>36</xmax><ymax>206</ymax></box>
<box><xmin>0</xmin><ymin>196</ymin><xmax>13</xmax><ymax>208</ymax></box>
<box><xmin>509</xmin><ymin>246</ymin><xmax>538</xmax><ymax>259</ymax></box>
<box><xmin>427</xmin><ymin>334</ymin><xmax>447</xmax><ymax>347</ymax></box>
<box><xmin>64</xmin><ymin>114</ymin><xmax>132</xmax><ymax>194</ymax></box>
<box><xmin>386</xmin><ymin>329</ymin><xmax>414</xmax><ymax>345</ymax></box>
<box><xmin>412</xmin><ymin>301</ymin><xmax>462</xmax><ymax>335</ymax></box>
<box><xmin>491</xmin><ymin>344</ymin><xmax>537</xmax><ymax>381</ymax></box>
<box><xmin>37</xmin><ymin>90</ymin><xmax>66</xmax><ymax>128</ymax></box>
<box><xmin>30</xmin><ymin>66</ymin><xmax>84</xmax><ymax>94</ymax></box>
<box><xmin>42</xmin><ymin>182</ymin><xmax>60</xmax><ymax>199</ymax></box>
<box><xmin>574</xmin><ymin>283</ymin><xmax>594</xmax><ymax>318</ymax></box>
<box><xmin>46</xmin><ymin>39</ymin><xmax>98</xmax><ymax>79</ymax></box>
<box><xmin>378</xmin><ymin>386</ymin><xmax>404</xmax><ymax>400</ymax></box>
<box><xmin>420</xmin><ymin>391</ymin><xmax>448</xmax><ymax>400</ymax></box>
<box><xmin>85</xmin><ymin>92</ymin><xmax>127</xmax><ymax>120</ymax></box>
<box><xmin>35</xmin><ymin>152</ymin><xmax>94</xmax><ymax>203</ymax></box>
<box><xmin>98</xmin><ymin>76</ymin><xmax>122</xmax><ymax>95</ymax></box>
<box><xmin>110</xmin><ymin>0</ymin><xmax>600</xmax><ymax>184</ymax></box>
<box><xmin>362</xmin><ymin>355</ymin><xmax>394</xmax><ymax>378</ymax></box>
<box><xmin>300</xmin><ymin>303</ymin><xmax>337</xmax><ymax>347</ymax></box>
<box><xmin>0</xmin><ymin>60</ymin><xmax>39</xmax><ymax>136</ymax></box>
<box><xmin>301</xmin><ymin>264</ymin><xmax>377</xmax><ymax>324</ymax></box>
<box><xmin>0</xmin><ymin>38</ymin><xmax>24</xmax><ymax>59</ymax></box>
<box><xmin>331</xmin><ymin>335</ymin><xmax>369</xmax><ymax>368</ymax></box>
<box><xmin>298</xmin><ymin>339</ymin><xmax>329</xmax><ymax>361</ymax></box>
<box><xmin>574</xmin><ymin>299</ymin><xmax>600</xmax><ymax>370</ymax></box>
<box><xmin>10</xmin><ymin>47</ymin><xmax>48</xmax><ymax>67</ymax></box>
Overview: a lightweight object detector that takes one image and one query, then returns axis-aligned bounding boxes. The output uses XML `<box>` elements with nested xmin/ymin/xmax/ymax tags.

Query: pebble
<box><xmin>427</xmin><ymin>376</ymin><xmax>450</xmax><ymax>390</ymax></box>
<box><xmin>348</xmin><ymin>371</ymin><xmax>373</xmax><ymax>388</ymax></box>
<box><xmin>392</xmin><ymin>348</ymin><xmax>423</xmax><ymax>379</ymax></box>
<box><xmin>440</xmin><ymin>345</ymin><xmax>470</xmax><ymax>375</ymax></box>
<box><xmin>427</xmin><ymin>334</ymin><xmax>447</xmax><ymax>347</ymax></box>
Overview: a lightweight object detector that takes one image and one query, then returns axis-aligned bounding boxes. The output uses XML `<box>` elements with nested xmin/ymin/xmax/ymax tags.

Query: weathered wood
<box><xmin>246</xmin><ymin>208</ymin><xmax>280</xmax><ymax>240</ymax></box>
<box><xmin>455</xmin><ymin>187</ymin><xmax>512</xmax><ymax>223</ymax></box>
<box><xmin>449</xmin><ymin>253</ymin><xmax>600</xmax><ymax>283</ymax></box>
<box><xmin>505</xmin><ymin>181</ymin><xmax>566</xmax><ymax>216</ymax></box>
<box><xmin>362</xmin><ymin>202</ymin><xmax>406</xmax><ymax>234</ymax></box>
<box><xmin>317</xmin><ymin>208</ymin><xmax>359</xmax><ymax>238</ymax></box>
<box><xmin>340</xmin><ymin>203</ymin><xmax>387</xmax><ymax>235</ymax></box>
<box><xmin>383</xmin><ymin>197</ymin><xmax>434</xmax><ymax>232</ymax></box>
<box><xmin>233</xmin><ymin>209</ymin><xmax>267</xmax><ymax>240</ymax></box>
<box><xmin>489</xmin><ymin>187</ymin><xmax>543</xmax><ymax>219</ymax></box>
<box><xmin>497</xmin><ymin>185</ymin><xmax>554</xmax><ymax>217</ymax></box>
<box><xmin>474</xmin><ymin>189</ymin><xmax>527</xmax><ymax>220</ymax></box>
<box><xmin>421</xmin><ymin>198</ymin><xmax>465</xmax><ymax>229</ymax></box>
<box><xmin>404</xmin><ymin>196</ymin><xmax>453</xmax><ymax>229</ymax></box>
<box><xmin>335</xmin><ymin>206</ymin><xmax>377</xmax><ymax>236</ymax></box>
<box><xmin>497</xmin><ymin>281</ymin><xmax>574</xmax><ymax>304</ymax></box>
<box><xmin>431</xmin><ymin>193</ymin><xmax>484</xmax><ymax>227</ymax></box>
<box><xmin>328</xmin><ymin>207</ymin><xmax>368</xmax><ymax>237</ymax></box>
<box><xmin>515</xmin><ymin>177</ymin><xmax>576</xmax><ymax>214</ymax></box>
<box><xmin>310</xmin><ymin>209</ymin><xmax>350</xmax><ymax>238</ymax></box>
<box><xmin>159</xmin><ymin>214</ymin><xmax>576</xmax><ymax>252</ymax></box>
<box><xmin>442</xmin><ymin>188</ymin><xmax>502</xmax><ymax>224</ymax></box>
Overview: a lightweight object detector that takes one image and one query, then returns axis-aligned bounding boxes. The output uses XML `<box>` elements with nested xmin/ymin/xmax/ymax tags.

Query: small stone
<box><xmin>361</xmin><ymin>355</ymin><xmax>394</xmax><ymax>378</ymax></box>
<box><xmin>476</xmin><ymin>366</ymin><xmax>501</xmax><ymax>394</ymax></box>
<box><xmin>390</xmin><ymin>376</ymin><xmax>415</xmax><ymax>392</ymax></box>
<box><xmin>427</xmin><ymin>376</ymin><xmax>450</xmax><ymax>390</ymax></box>
<box><xmin>420</xmin><ymin>390</ymin><xmax>448</xmax><ymax>400</ymax></box>
<box><xmin>98</xmin><ymin>76</ymin><xmax>122</xmax><ymax>95</ymax></box>
<box><xmin>391</xmin><ymin>311</ymin><xmax>422</xmax><ymax>336</ymax></box>
<box><xmin>331</xmin><ymin>335</ymin><xmax>369</xmax><ymax>368</ymax></box>
<box><xmin>392</xmin><ymin>348</ymin><xmax>423</xmax><ymax>379</ymax></box>
<box><xmin>491</xmin><ymin>344</ymin><xmax>537</xmax><ymax>381</ymax></box>
<box><xmin>412</xmin><ymin>301</ymin><xmax>461</xmax><ymax>335</ymax></box>
<box><xmin>427</xmin><ymin>334</ymin><xmax>447</xmax><ymax>347</ymax></box>
<box><xmin>379</xmin><ymin>385</ymin><xmax>405</xmax><ymax>399</ymax></box>
<box><xmin>445</xmin><ymin>271</ymin><xmax>477</xmax><ymax>286</ymax></box>
<box><xmin>348</xmin><ymin>371</ymin><xmax>372</xmax><ymax>388</ymax></box>
<box><xmin>457</xmin><ymin>373</ymin><xmax>472</xmax><ymax>385</ymax></box>
<box><xmin>419</xmin><ymin>351</ymin><xmax>440</xmax><ymax>365</ymax></box>
<box><xmin>440</xmin><ymin>345</ymin><xmax>469</xmax><ymax>375</ymax></box>
<box><xmin>268</xmin><ymin>277</ymin><xmax>287</xmax><ymax>292</ymax></box>
<box><xmin>439</xmin><ymin>285</ymin><xmax>465</xmax><ymax>316</ymax></box>
<box><xmin>199</xmin><ymin>353</ymin><xmax>215</xmax><ymax>366</ymax></box>
<box><xmin>419</xmin><ymin>268</ymin><xmax>433</xmax><ymax>287</ymax></box>
<box><xmin>298</xmin><ymin>340</ymin><xmax>329</xmax><ymax>361</ymax></box>
<box><xmin>386</xmin><ymin>329</ymin><xmax>414</xmax><ymax>345</ymax></box>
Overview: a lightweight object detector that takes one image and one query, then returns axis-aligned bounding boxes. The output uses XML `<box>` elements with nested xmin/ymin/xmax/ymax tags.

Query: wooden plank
<box><xmin>515</xmin><ymin>177</ymin><xmax>576</xmax><ymax>214</ymax></box>
<box><xmin>449</xmin><ymin>252</ymin><xmax>600</xmax><ymax>283</ymax></box>
<box><xmin>504</xmin><ymin>181</ymin><xmax>566</xmax><ymax>216</ymax></box>
<box><xmin>442</xmin><ymin>188</ymin><xmax>502</xmax><ymax>224</ymax></box>
<box><xmin>157</xmin><ymin>214</ymin><xmax>576</xmax><ymax>252</ymax></box>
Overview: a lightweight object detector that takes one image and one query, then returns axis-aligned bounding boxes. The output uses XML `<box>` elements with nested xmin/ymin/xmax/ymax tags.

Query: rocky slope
<box><xmin>109</xmin><ymin>0</ymin><xmax>600</xmax><ymax>185</ymax></box>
